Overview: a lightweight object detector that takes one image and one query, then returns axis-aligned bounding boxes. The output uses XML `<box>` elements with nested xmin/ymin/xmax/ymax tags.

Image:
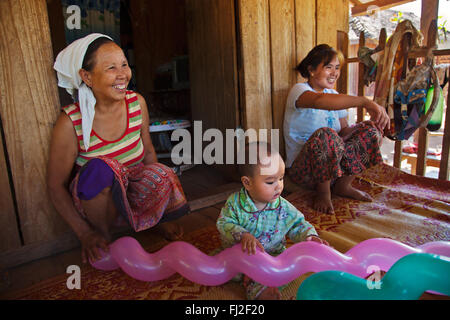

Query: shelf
<box><xmin>149</xmin><ymin>119</ymin><xmax>191</xmax><ymax>132</ymax></box>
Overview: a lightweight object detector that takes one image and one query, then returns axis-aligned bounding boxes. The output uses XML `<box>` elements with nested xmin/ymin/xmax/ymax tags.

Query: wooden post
<box><xmin>357</xmin><ymin>31</ymin><xmax>366</xmax><ymax>123</ymax></box>
<box><xmin>337</xmin><ymin>31</ymin><xmax>349</xmax><ymax>95</ymax></box>
<box><xmin>295</xmin><ymin>0</ymin><xmax>316</xmax><ymax>83</ymax></box>
<box><xmin>237</xmin><ymin>0</ymin><xmax>272</xmax><ymax>135</ymax></box>
<box><xmin>416</xmin><ymin>18</ymin><xmax>438</xmax><ymax>176</ymax></box>
<box><xmin>269</xmin><ymin>0</ymin><xmax>296</xmax><ymax>157</ymax></box>
<box><xmin>439</xmin><ymin>67</ymin><xmax>450</xmax><ymax>180</ymax></box>
<box><xmin>316</xmin><ymin>0</ymin><xmax>349</xmax><ymax>49</ymax></box>
<box><xmin>0</xmin><ymin>0</ymin><xmax>65</xmax><ymax>245</ymax></box>
<box><xmin>393</xmin><ymin>140</ymin><xmax>403</xmax><ymax>169</ymax></box>
<box><xmin>0</xmin><ymin>129</ymin><xmax>21</xmax><ymax>252</ymax></box>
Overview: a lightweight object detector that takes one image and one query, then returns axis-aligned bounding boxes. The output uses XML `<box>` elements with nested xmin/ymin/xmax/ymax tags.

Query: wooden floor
<box><xmin>0</xmin><ymin>164</ymin><xmax>239</xmax><ymax>297</ymax></box>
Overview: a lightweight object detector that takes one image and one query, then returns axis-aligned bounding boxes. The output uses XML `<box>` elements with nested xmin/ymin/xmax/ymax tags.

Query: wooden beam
<box><xmin>351</xmin><ymin>0</ymin><xmax>415</xmax><ymax>16</ymax></box>
<box><xmin>420</xmin><ymin>0</ymin><xmax>439</xmax><ymax>49</ymax></box>
<box><xmin>350</xmin><ymin>0</ymin><xmax>363</xmax><ymax>6</ymax></box>
<box><xmin>0</xmin><ymin>0</ymin><xmax>65</xmax><ymax>245</ymax></box>
<box><xmin>408</xmin><ymin>48</ymin><xmax>450</xmax><ymax>59</ymax></box>
<box><xmin>439</xmin><ymin>68</ymin><xmax>450</xmax><ymax>180</ymax></box>
<box><xmin>0</xmin><ymin>124</ymin><xmax>21</xmax><ymax>252</ymax></box>
<box><xmin>269</xmin><ymin>0</ymin><xmax>296</xmax><ymax>157</ymax></box>
<box><xmin>416</xmin><ymin>17</ymin><xmax>438</xmax><ymax>176</ymax></box>
<box><xmin>316</xmin><ymin>0</ymin><xmax>349</xmax><ymax>49</ymax></box>
<box><xmin>393</xmin><ymin>140</ymin><xmax>403</xmax><ymax>168</ymax></box>
<box><xmin>294</xmin><ymin>0</ymin><xmax>316</xmax><ymax>82</ymax></box>
<box><xmin>357</xmin><ymin>31</ymin><xmax>366</xmax><ymax>122</ymax></box>
<box><xmin>337</xmin><ymin>31</ymin><xmax>349</xmax><ymax>95</ymax></box>
<box><xmin>237</xmin><ymin>0</ymin><xmax>272</xmax><ymax>135</ymax></box>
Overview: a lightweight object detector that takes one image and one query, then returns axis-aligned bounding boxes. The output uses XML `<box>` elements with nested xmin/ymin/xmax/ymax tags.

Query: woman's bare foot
<box><xmin>313</xmin><ymin>180</ymin><xmax>334</xmax><ymax>214</ymax></box>
<box><xmin>333</xmin><ymin>185</ymin><xmax>373</xmax><ymax>202</ymax></box>
<box><xmin>333</xmin><ymin>175</ymin><xmax>373</xmax><ymax>202</ymax></box>
<box><xmin>257</xmin><ymin>287</ymin><xmax>282</xmax><ymax>300</ymax></box>
<box><xmin>157</xmin><ymin>221</ymin><xmax>184</xmax><ymax>241</ymax></box>
<box><xmin>313</xmin><ymin>191</ymin><xmax>334</xmax><ymax>214</ymax></box>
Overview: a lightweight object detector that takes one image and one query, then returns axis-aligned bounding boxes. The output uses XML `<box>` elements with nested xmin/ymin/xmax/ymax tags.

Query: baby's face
<box><xmin>244</xmin><ymin>153</ymin><xmax>285</xmax><ymax>205</ymax></box>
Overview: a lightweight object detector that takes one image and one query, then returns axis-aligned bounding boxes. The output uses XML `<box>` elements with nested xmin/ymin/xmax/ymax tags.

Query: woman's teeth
<box><xmin>113</xmin><ymin>84</ymin><xmax>126</xmax><ymax>90</ymax></box>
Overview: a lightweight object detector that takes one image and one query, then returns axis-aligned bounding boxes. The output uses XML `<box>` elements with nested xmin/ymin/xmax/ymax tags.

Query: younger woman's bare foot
<box><xmin>257</xmin><ymin>287</ymin><xmax>282</xmax><ymax>300</ymax></box>
<box><xmin>333</xmin><ymin>185</ymin><xmax>373</xmax><ymax>202</ymax></box>
<box><xmin>313</xmin><ymin>191</ymin><xmax>334</xmax><ymax>214</ymax></box>
<box><xmin>157</xmin><ymin>221</ymin><xmax>184</xmax><ymax>241</ymax></box>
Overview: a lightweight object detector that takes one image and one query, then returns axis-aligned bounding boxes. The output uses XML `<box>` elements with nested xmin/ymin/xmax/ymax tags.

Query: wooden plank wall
<box><xmin>0</xmin><ymin>133</ymin><xmax>21</xmax><ymax>252</ymax></box>
<box><xmin>0</xmin><ymin>0</ymin><xmax>64</xmax><ymax>249</ymax></box>
<box><xmin>237</xmin><ymin>0</ymin><xmax>273</xmax><ymax>139</ymax></box>
<box><xmin>238</xmin><ymin>0</ymin><xmax>349</xmax><ymax>153</ymax></box>
<box><xmin>316</xmin><ymin>0</ymin><xmax>349</xmax><ymax>48</ymax></box>
<box><xmin>269</xmin><ymin>0</ymin><xmax>297</xmax><ymax>156</ymax></box>
<box><xmin>295</xmin><ymin>0</ymin><xmax>316</xmax><ymax>83</ymax></box>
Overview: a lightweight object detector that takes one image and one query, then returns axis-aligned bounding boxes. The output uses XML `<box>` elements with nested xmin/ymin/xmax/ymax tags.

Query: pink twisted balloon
<box><xmin>91</xmin><ymin>237</ymin><xmax>450</xmax><ymax>287</ymax></box>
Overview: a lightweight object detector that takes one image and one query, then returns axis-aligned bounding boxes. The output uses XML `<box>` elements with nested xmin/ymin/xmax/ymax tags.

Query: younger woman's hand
<box><xmin>241</xmin><ymin>233</ymin><xmax>265</xmax><ymax>255</ymax></box>
<box><xmin>365</xmin><ymin>100</ymin><xmax>390</xmax><ymax>133</ymax></box>
<box><xmin>306</xmin><ymin>235</ymin><xmax>330</xmax><ymax>246</ymax></box>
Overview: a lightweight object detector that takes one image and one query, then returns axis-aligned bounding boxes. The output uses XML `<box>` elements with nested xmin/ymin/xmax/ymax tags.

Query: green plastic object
<box><xmin>296</xmin><ymin>253</ymin><xmax>450</xmax><ymax>300</ymax></box>
<box><xmin>424</xmin><ymin>86</ymin><xmax>444</xmax><ymax>131</ymax></box>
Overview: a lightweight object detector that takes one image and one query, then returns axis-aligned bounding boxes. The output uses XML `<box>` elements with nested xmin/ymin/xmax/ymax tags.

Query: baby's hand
<box><xmin>306</xmin><ymin>235</ymin><xmax>330</xmax><ymax>246</ymax></box>
<box><xmin>241</xmin><ymin>233</ymin><xmax>265</xmax><ymax>255</ymax></box>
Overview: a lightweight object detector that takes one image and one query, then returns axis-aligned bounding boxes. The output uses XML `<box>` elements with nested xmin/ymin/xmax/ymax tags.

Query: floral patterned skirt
<box><xmin>288</xmin><ymin>121</ymin><xmax>383</xmax><ymax>188</ymax></box>
<box><xmin>70</xmin><ymin>156</ymin><xmax>190</xmax><ymax>232</ymax></box>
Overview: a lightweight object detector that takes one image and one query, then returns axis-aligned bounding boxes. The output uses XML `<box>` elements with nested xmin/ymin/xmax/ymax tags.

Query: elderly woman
<box><xmin>284</xmin><ymin>44</ymin><xmax>390</xmax><ymax>215</ymax></box>
<box><xmin>47</xmin><ymin>34</ymin><xmax>189</xmax><ymax>263</ymax></box>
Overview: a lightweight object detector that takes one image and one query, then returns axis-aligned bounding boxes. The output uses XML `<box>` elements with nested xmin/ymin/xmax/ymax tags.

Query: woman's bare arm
<box><xmin>137</xmin><ymin>93</ymin><xmax>158</xmax><ymax>165</ymax></box>
<box><xmin>296</xmin><ymin>91</ymin><xmax>390</xmax><ymax>132</ymax></box>
<box><xmin>47</xmin><ymin>112</ymin><xmax>92</xmax><ymax>238</ymax></box>
<box><xmin>47</xmin><ymin>112</ymin><xmax>109</xmax><ymax>262</ymax></box>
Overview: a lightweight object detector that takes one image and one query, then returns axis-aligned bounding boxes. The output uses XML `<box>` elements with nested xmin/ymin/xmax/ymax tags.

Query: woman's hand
<box><xmin>79</xmin><ymin>230</ymin><xmax>110</xmax><ymax>264</ymax></box>
<box><xmin>364</xmin><ymin>99</ymin><xmax>390</xmax><ymax>133</ymax></box>
<box><xmin>306</xmin><ymin>235</ymin><xmax>330</xmax><ymax>246</ymax></box>
<box><xmin>241</xmin><ymin>233</ymin><xmax>265</xmax><ymax>255</ymax></box>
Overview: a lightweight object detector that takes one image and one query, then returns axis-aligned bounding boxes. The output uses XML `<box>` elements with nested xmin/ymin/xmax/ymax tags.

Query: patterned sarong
<box><xmin>288</xmin><ymin>121</ymin><xmax>383</xmax><ymax>188</ymax></box>
<box><xmin>70</xmin><ymin>156</ymin><xmax>189</xmax><ymax>232</ymax></box>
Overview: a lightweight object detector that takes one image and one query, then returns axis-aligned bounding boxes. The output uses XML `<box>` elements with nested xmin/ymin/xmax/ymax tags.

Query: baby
<box><xmin>216</xmin><ymin>141</ymin><xmax>329</xmax><ymax>300</ymax></box>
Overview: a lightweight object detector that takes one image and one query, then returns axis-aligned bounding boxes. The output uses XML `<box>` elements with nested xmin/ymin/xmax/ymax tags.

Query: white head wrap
<box><xmin>54</xmin><ymin>33</ymin><xmax>113</xmax><ymax>151</ymax></box>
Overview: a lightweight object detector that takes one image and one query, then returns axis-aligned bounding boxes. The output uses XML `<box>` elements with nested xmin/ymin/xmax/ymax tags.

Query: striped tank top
<box><xmin>63</xmin><ymin>91</ymin><xmax>145</xmax><ymax>168</ymax></box>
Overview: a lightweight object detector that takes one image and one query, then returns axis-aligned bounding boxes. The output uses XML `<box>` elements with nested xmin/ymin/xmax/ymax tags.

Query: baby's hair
<box><xmin>237</xmin><ymin>141</ymin><xmax>279</xmax><ymax>177</ymax></box>
<box><xmin>295</xmin><ymin>44</ymin><xmax>344</xmax><ymax>79</ymax></box>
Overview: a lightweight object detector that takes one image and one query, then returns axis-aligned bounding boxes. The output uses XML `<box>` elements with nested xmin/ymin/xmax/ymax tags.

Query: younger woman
<box><xmin>284</xmin><ymin>44</ymin><xmax>390</xmax><ymax>214</ymax></box>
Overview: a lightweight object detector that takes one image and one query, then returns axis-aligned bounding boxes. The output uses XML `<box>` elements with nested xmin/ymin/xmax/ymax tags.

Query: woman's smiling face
<box><xmin>308</xmin><ymin>55</ymin><xmax>341</xmax><ymax>92</ymax></box>
<box><xmin>84</xmin><ymin>42</ymin><xmax>132</xmax><ymax>102</ymax></box>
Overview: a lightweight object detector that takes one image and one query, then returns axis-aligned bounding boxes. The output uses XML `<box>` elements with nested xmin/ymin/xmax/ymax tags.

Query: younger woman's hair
<box><xmin>295</xmin><ymin>44</ymin><xmax>344</xmax><ymax>78</ymax></box>
<box><xmin>81</xmin><ymin>37</ymin><xmax>115</xmax><ymax>71</ymax></box>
